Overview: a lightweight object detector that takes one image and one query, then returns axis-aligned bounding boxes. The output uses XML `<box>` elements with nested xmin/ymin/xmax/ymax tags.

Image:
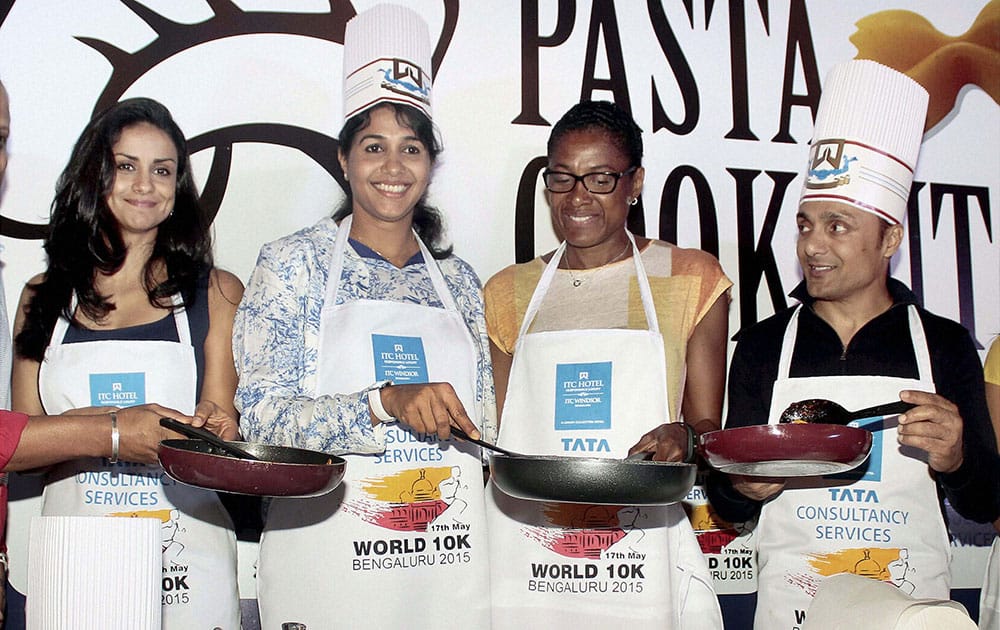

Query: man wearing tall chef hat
<box><xmin>707</xmin><ymin>59</ymin><xmax>1000</xmax><ymax>629</ymax></box>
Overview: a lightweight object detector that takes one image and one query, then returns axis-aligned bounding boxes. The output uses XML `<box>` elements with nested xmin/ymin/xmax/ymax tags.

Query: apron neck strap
<box><xmin>518</xmin><ymin>231</ymin><xmax>659</xmax><ymax>339</ymax></box>
<box><xmin>906</xmin><ymin>305</ymin><xmax>932</xmax><ymax>382</ymax></box>
<box><xmin>778</xmin><ymin>303</ymin><xmax>932</xmax><ymax>381</ymax></box>
<box><xmin>327</xmin><ymin>214</ymin><xmax>460</xmax><ymax>313</ymax></box>
<box><xmin>776</xmin><ymin>305</ymin><xmax>802</xmax><ymax>378</ymax></box>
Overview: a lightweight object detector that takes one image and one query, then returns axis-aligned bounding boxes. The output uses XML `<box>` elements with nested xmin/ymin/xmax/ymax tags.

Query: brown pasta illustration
<box><xmin>851</xmin><ymin>1</ymin><xmax>1000</xmax><ymax>131</ymax></box>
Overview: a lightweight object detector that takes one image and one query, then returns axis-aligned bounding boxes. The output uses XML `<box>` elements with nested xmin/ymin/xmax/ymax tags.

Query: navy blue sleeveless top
<box><xmin>60</xmin><ymin>275</ymin><xmax>210</xmax><ymax>400</ymax></box>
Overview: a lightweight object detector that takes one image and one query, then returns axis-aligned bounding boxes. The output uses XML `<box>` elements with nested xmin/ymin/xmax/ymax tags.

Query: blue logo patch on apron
<box><xmin>89</xmin><ymin>372</ymin><xmax>145</xmax><ymax>407</ymax></box>
<box><xmin>372</xmin><ymin>334</ymin><xmax>429</xmax><ymax>384</ymax></box>
<box><xmin>828</xmin><ymin>416</ymin><xmax>885</xmax><ymax>482</ymax></box>
<box><xmin>553</xmin><ymin>362</ymin><xmax>612</xmax><ymax>430</ymax></box>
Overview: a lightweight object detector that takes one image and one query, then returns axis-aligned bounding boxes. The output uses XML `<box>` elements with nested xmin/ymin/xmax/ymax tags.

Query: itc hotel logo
<box><xmin>91</xmin><ymin>373</ymin><xmax>144</xmax><ymax>407</ymax></box>
<box><xmin>101</xmin><ymin>380</ymin><xmax>139</xmax><ymax>406</ymax></box>
<box><xmin>562</xmin><ymin>370</ymin><xmax>605</xmax><ymax>390</ymax></box>
<box><xmin>381</xmin><ymin>58</ymin><xmax>431</xmax><ymax>106</ymax></box>
<box><xmin>806</xmin><ymin>139</ymin><xmax>857</xmax><ymax>189</ymax></box>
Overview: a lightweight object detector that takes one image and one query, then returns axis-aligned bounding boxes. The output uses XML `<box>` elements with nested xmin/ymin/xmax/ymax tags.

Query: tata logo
<box><xmin>827</xmin><ymin>488</ymin><xmax>880</xmax><ymax>503</ymax></box>
<box><xmin>561</xmin><ymin>438</ymin><xmax>611</xmax><ymax>453</ymax></box>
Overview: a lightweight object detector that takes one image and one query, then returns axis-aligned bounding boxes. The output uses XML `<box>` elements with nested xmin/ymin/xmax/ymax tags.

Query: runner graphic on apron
<box><xmin>754</xmin><ymin>305</ymin><xmax>950</xmax><ymax>629</ymax></box>
<box><xmin>38</xmin><ymin>295</ymin><xmax>240</xmax><ymax>629</ymax></box>
<box><xmin>486</xmin><ymin>234</ymin><xmax>722</xmax><ymax>629</ymax></box>
<box><xmin>257</xmin><ymin>215</ymin><xmax>490</xmax><ymax>629</ymax></box>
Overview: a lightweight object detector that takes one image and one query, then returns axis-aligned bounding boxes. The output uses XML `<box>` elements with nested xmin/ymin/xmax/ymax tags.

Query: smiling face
<box><xmin>796</xmin><ymin>201</ymin><xmax>902</xmax><ymax>307</ymax></box>
<box><xmin>545</xmin><ymin>128</ymin><xmax>643</xmax><ymax>259</ymax></box>
<box><xmin>338</xmin><ymin>104</ymin><xmax>432</xmax><ymax>228</ymax></box>
<box><xmin>105</xmin><ymin>122</ymin><xmax>178</xmax><ymax>241</ymax></box>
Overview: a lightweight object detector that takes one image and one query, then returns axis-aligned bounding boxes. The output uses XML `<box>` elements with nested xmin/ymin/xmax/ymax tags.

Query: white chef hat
<box><xmin>799</xmin><ymin>60</ymin><xmax>929</xmax><ymax>225</ymax></box>
<box><xmin>803</xmin><ymin>574</ymin><xmax>975</xmax><ymax>629</ymax></box>
<box><xmin>342</xmin><ymin>4</ymin><xmax>433</xmax><ymax>122</ymax></box>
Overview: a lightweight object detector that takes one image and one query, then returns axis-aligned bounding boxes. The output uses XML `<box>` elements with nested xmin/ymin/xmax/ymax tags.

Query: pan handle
<box><xmin>449</xmin><ymin>426</ymin><xmax>521</xmax><ymax>457</ymax></box>
<box><xmin>848</xmin><ymin>401</ymin><xmax>916</xmax><ymax>421</ymax></box>
<box><xmin>159</xmin><ymin>417</ymin><xmax>261</xmax><ymax>461</ymax></box>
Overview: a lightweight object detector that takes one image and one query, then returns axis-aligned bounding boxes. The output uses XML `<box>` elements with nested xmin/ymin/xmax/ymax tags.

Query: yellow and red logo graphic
<box><xmin>343</xmin><ymin>467</ymin><xmax>456</xmax><ymax>532</ymax></box>
<box><xmin>520</xmin><ymin>504</ymin><xmax>649</xmax><ymax>559</ymax></box>
<box><xmin>686</xmin><ymin>503</ymin><xmax>740</xmax><ymax>555</ymax></box>
<box><xmin>787</xmin><ymin>547</ymin><xmax>916</xmax><ymax>597</ymax></box>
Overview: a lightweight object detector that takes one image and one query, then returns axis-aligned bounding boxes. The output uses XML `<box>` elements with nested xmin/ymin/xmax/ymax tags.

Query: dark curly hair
<box><xmin>333</xmin><ymin>102</ymin><xmax>452</xmax><ymax>259</ymax></box>
<box><xmin>547</xmin><ymin>100</ymin><xmax>644</xmax><ymax>168</ymax></box>
<box><xmin>15</xmin><ymin>97</ymin><xmax>212</xmax><ymax>361</ymax></box>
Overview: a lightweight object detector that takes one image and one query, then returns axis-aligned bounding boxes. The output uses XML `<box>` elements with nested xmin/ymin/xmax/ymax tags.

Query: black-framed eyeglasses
<box><xmin>542</xmin><ymin>166</ymin><xmax>638</xmax><ymax>194</ymax></box>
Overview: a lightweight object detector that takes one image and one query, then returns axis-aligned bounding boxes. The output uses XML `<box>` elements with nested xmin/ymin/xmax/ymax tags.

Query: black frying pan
<box><xmin>451</xmin><ymin>426</ymin><xmax>696</xmax><ymax>505</ymax></box>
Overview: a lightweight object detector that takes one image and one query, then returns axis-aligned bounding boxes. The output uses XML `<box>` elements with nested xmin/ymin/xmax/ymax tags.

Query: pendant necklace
<box><xmin>563</xmin><ymin>240</ymin><xmax>632</xmax><ymax>287</ymax></box>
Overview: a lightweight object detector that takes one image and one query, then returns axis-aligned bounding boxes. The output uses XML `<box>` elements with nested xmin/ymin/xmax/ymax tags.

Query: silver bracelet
<box><xmin>109</xmin><ymin>411</ymin><xmax>120</xmax><ymax>464</ymax></box>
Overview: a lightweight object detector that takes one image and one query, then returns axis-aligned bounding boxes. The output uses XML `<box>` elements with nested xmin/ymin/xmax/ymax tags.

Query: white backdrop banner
<box><xmin>0</xmin><ymin>0</ymin><xmax>996</xmax><ymax>610</ymax></box>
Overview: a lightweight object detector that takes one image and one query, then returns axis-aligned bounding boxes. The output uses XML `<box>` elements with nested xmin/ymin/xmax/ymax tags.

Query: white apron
<box><xmin>982</xmin><ymin>538</ymin><xmax>999</xmax><ymax>630</ymax></box>
<box><xmin>257</xmin><ymin>215</ymin><xmax>491</xmax><ymax>629</ymax></box>
<box><xmin>754</xmin><ymin>304</ymin><xmax>950</xmax><ymax>630</ymax></box>
<box><xmin>486</xmin><ymin>235</ymin><xmax>722</xmax><ymax>630</ymax></box>
<box><xmin>37</xmin><ymin>295</ymin><xmax>240</xmax><ymax>629</ymax></box>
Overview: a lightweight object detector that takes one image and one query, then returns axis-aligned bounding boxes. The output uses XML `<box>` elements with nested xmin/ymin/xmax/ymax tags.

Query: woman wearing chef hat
<box><xmin>233</xmin><ymin>4</ymin><xmax>493</xmax><ymax>628</ymax></box>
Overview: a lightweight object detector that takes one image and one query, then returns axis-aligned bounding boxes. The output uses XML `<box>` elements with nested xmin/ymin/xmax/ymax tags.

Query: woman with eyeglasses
<box><xmin>483</xmin><ymin>100</ymin><xmax>729</xmax><ymax>628</ymax></box>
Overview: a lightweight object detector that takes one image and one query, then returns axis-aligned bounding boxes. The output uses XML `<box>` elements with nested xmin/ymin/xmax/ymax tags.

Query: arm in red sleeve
<box><xmin>0</xmin><ymin>410</ymin><xmax>29</xmax><ymax>471</ymax></box>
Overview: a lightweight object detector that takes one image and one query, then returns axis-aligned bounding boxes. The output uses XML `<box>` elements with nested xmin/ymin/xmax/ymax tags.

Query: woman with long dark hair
<box><xmin>11</xmin><ymin>97</ymin><xmax>243</xmax><ymax>628</ymax></box>
<box><xmin>233</xmin><ymin>6</ymin><xmax>493</xmax><ymax>628</ymax></box>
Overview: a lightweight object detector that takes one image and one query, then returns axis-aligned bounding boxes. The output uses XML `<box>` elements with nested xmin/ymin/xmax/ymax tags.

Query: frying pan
<box><xmin>698</xmin><ymin>423</ymin><xmax>873</xmax><ymax>477</ymax></box>
<box><xmin>451</xmin><ymin>427</ymin><xmax>696</xmax><ymax>505</ymax></box>
<box><xmin>158</xmin><ymin>420</ymin><xmax>346</xmax><ymax>497</ymax></box>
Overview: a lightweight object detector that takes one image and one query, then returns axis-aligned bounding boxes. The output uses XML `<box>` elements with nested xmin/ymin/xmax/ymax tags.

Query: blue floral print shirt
<box><xmin>233</xmin><ymin>217</ymin><xmax>496</xmax><ymax>455</ymax></box>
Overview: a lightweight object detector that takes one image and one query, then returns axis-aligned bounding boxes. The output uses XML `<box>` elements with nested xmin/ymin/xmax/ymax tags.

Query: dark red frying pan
<box><xmin>699</xmin><ymin>399</ymin><xmax>916</xmax><ymax>477</ymax></box>
<box><xmin>158</xmin><ymin>419</ymin><xmax>346</xmax><ymax>497</ymax></box>
<box><xmin>698</xmin><ymin>424</ymin><xmax>874</xmax><ymax>477</ymax></box>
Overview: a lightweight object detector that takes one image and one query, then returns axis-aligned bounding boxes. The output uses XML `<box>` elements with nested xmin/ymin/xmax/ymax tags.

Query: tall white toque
<box><xmin>800</xmin><ymin>59</ymin><xmax>929</xmax><ymax>225</ymax></box>
<box><xmin>342</xmin><ymin>4</ymin><xmax>433</xmax><ymax>122</ymax></box>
